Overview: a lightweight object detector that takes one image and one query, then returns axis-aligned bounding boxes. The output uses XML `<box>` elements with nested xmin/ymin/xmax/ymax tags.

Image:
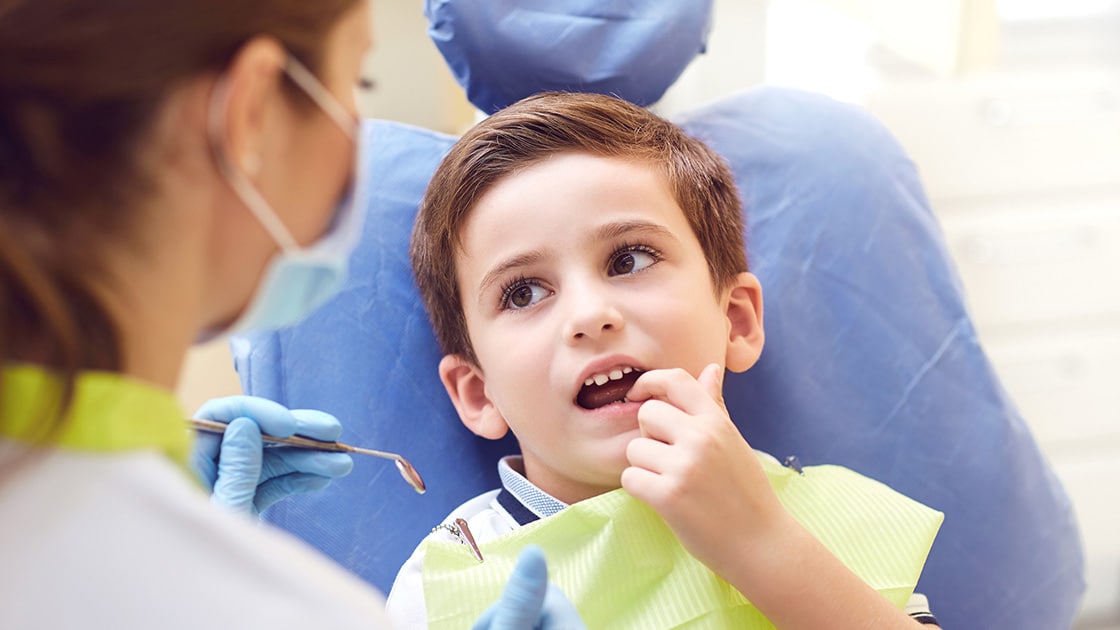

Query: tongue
<box><xmin>577</xmin><ymin>371</ymin><xmax>641</xmax><ymax>409</ymax></box>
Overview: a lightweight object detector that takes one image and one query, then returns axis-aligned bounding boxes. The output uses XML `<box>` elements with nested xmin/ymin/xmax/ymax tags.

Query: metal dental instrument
<box><xmin>189</xmin><ymin>418</ymin><xmax>426</xmax><ymax>494</ymax></box>
<box><xmin>432</xmin><ymin>517</ymin><xmax>484</xmax><ymax>563</ymax></box>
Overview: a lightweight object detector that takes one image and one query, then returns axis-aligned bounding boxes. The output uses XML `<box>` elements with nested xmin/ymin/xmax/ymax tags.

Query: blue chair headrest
<box><xmin>233</xmin><ymin>89</ymin><xmax>1084</xmax><ymax>630</ymax></box>
<box><xmin>424</xmin><ymin>0</ymin><xmax>713</xmax><ymax>113</ymax></box>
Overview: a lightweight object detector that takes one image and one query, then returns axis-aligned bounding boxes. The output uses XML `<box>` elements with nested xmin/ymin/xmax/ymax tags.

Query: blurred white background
<box><xmin>179</xmin><ymin>1</ymin><xmax>1120</xmax><ymax>625</ymax></box>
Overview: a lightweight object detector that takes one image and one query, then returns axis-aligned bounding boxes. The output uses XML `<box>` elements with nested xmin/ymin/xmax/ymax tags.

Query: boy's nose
<box><xmin>563</xmin><ymin>286</ymin><xmax>625</xmax><ymax>343</ymax></box>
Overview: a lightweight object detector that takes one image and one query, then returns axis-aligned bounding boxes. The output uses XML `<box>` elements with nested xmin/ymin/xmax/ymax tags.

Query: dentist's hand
<box><xmin>190</xmin><ymin>395</ymin><xmax>354</xmax><ymax>516</ymax></box>
<box><xmin>472</xmin><ymin>546</ymin><xmax>585</xmax><ymax>630</ymax></box>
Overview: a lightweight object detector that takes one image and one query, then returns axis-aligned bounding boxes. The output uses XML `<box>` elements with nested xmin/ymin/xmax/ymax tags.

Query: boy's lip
<box><xmin>572</xmin><ymin>354</ymin><xmax>648</xmax><ymax>401</ymax></box>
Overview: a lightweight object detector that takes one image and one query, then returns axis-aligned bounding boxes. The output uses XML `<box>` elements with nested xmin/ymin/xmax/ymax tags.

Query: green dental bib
<box><xmin>422</xmin><ymin>454</ymin><xmax>942</xmax><ymax>629</ymax></box>
<box><xmin>0</xmin><ymin>364</ymin><xmax>191</xmax><ymax>468</ymax></box>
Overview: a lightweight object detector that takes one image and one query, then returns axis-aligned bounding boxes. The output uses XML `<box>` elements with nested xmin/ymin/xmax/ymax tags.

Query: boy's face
<box><xmin>439</xmin><ymin>152</ymin><xmax>762</xmax><ymax>504</ymax></box>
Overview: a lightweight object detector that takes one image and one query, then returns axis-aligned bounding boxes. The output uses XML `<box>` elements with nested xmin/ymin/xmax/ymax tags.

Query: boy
<box><xmin>389</xmin><ymin>92</ymin><xmax>941</xmax><ymax>628</ymax></box>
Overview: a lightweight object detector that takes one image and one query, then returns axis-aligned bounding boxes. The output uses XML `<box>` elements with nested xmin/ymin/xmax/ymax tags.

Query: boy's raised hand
<box><xmin>623</xmin><ymin>366</ymin><xmax>929</xmax><ymax>629</ymax></box>
<box><xmin>621</xmin><ymin>364</ymin><xmax>791</xmax><ymax>582</ymax></box>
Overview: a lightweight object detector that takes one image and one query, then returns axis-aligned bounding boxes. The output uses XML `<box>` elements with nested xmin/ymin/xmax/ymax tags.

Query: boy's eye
<box><xmin>608</xmin><ymin>246</ymin><xmax>660</xmax><ymax>276</ymax></box>
<box><xmin>501</xmin><ymin>279</ymin><xmax>549</xmax><ymax>310</ymax></box>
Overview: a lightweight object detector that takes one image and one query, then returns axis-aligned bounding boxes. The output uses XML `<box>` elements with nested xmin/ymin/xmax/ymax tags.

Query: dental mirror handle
<box><xmin>189</xmin><ymin>418</ymin><xmax>426</xmax><ymax>494</ymax></box>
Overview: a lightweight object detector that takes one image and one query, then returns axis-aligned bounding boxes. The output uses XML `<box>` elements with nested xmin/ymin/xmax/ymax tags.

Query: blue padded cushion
<box><xmin>424</xmin><ymin>0</ymin><xmax>713</xmax><ymax>113</ymax></box>
<box><xmin>233</xmin><ymin>89</ymin><xmax>1084</xmax><ymax>629</ymax></box>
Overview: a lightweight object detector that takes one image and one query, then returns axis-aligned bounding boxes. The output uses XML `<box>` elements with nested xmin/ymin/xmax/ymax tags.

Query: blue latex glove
<box><xmin>190</xmin><ymin>395</ymin><xmax>354</xmax><ymax>516</ymax></box>
<box><xmin>472</xmin><ymin>546</ymin><xmax>585</xmax><ymax>630</ymax></box>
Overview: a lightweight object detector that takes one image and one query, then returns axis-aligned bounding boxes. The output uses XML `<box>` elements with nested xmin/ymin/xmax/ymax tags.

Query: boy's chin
<box><xmin>598</xmin><ymin>454</ymin><xmax>636</xmax><ymax>487</ymax></box>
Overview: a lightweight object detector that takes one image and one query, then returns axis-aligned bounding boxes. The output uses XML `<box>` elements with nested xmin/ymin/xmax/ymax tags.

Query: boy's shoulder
<box><xmin>435</xmin><ymin>487</ymin><xmax>513</xmax><ymax>544</ymax></box>
<box><xmin>389</xmin><ymin>486</ymin><xmax>511</xmax><ymax>587</ymax></box>
<box><xmin>440</xmin><ymin>488</ymin><xmax>503</xmax><ymax>524</ymax></box>
<box><xmin>386</xmin><ymin>487</ymin><xmax>510</xmax><ymax>626</ymax></box>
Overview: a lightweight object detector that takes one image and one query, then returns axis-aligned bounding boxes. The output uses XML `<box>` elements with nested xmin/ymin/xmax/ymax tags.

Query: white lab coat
<box><xmin>0</xmin><ymin>444</ymin><xmax>391</xmax><ymax>629</ymax></box>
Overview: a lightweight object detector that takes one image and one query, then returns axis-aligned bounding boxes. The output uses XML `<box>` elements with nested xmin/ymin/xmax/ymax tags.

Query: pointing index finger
<box><xmin>626</xmin><ymin>366</ymin><xmax>726</xmax><ymax>416</ymax></box>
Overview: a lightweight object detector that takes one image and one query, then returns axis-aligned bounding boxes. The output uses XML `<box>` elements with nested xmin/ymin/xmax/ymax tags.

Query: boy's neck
<box><xmin>512</xmin><ymin>455</ymin><xmax>620</xmax><ymax>506</ymax></box>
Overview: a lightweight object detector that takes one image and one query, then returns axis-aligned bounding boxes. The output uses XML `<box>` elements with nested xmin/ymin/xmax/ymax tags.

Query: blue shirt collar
<box><xmin>497</xmin><ymin>455</ymin><xmax>568</xmax><ymax>521</ymax></box>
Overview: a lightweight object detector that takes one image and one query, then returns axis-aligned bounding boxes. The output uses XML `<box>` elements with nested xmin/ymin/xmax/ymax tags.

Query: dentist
<box><xmin>0</xmin><ymin>0</ymin><xmax>580</xmax><ymax>627</ymax></box>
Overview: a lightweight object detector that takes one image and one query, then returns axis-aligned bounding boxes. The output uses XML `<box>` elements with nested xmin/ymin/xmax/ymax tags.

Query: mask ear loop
<box><xmin>283</xmin><ymin>55</ymin><xmax>358</xmax><ymax>139</ymax></box>
<box><xmin>280</xmin><ymin>55</ymin><xmax>363</xmax><ymax>239</ymax></box>
<box><xmin>207</xmin><ymin>71</ymin><xmax>302</xmax><ymax>252</ymax></box>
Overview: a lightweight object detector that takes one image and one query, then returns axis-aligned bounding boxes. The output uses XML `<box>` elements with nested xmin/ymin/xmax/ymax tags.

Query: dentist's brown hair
<box><xmin>412</xmin><ymin>92</ymin><xmax>748</xmax><ymax>365</ymax></box>
<box><xmin>0</xmin><ymin>0</ymin><xmax>358</xmax><ymax>451</ymax></box>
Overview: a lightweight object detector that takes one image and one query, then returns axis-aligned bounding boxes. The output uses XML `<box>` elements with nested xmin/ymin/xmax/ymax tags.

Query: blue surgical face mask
<box><xmin>202</xmin><ymin>54</ymin><xmax>368</xmax><ymax>340</ymax></box>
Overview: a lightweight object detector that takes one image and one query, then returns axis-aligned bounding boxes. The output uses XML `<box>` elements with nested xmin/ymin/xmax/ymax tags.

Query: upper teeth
<box><xmin>584</xmin><ymin>366</ymin><xmax>637</xmax><ymax>387</ymax></box>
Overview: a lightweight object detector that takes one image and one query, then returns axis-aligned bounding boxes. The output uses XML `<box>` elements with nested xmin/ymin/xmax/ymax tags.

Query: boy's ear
<box><xmin>438</xmin><ymin>354</ymin><xmax>510</xmax><ymax>440</ymax></box>
<box><xmin>724</xmin><ymin>272</ymin><xmax>765</xmax><ymax>373</ymax></box>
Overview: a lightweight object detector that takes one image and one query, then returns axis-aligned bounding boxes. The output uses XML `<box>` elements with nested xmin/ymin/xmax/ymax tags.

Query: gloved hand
<box><xmin>190</xmin><ymin>395</ymin><xmax>354</xmax><ymax>516</ymax></box>
<box><xmin>472</xmin><ymin>546</ymin><xmax>586</xmax><ymax>630</ymax></box>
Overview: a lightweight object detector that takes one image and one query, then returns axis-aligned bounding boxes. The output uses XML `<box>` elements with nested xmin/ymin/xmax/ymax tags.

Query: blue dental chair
<box><xmin>232</xmin><ymin>2</ymin><xmax>1085</xmax><ymax>628</ymax></box>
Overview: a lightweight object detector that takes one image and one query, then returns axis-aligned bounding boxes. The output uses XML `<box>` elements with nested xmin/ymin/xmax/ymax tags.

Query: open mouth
<box><xmin>576</xmin><ymin>367</ymin><xmax>643</xmax><ymax>410</ymax></box>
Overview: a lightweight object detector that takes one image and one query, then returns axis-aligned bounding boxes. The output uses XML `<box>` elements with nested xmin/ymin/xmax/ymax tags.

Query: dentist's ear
<box><xmin>438</xmin><ymin>354</ymin><xmax>510</xmax><ymax>440</ymax></box>
<box><xmin>213</xmin><ymin>36</ymin><xmax>287</xmax><ymax>179</ymax></box>
<box><xmin>724</xmin><ymin>272</ymin><xmax>765</xmax><ymax>373</ymax></box>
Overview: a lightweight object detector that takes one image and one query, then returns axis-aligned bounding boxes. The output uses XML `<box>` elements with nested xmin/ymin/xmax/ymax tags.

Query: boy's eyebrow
<box><xmin>594</xmin><ymin>219</ymin><xmax>677</xmax><ymax>243</ymax></box>
<box><xmin>478</xmin><ymin>251</ymin><xmax>545</xmax><ymax>298</ymax></box>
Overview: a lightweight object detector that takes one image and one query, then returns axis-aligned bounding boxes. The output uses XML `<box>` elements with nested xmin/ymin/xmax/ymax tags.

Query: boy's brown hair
<box><xmin>411</xmin><ymin>92</ymin><xmax>747</xmax><ymax>364</ymax></box>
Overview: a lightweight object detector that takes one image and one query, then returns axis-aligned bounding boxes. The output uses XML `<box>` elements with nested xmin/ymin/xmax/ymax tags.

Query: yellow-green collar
<box><xmin>0</xmin><ymin>364</ymin><xmax>191</xmax><ymax>467</ymax></box>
